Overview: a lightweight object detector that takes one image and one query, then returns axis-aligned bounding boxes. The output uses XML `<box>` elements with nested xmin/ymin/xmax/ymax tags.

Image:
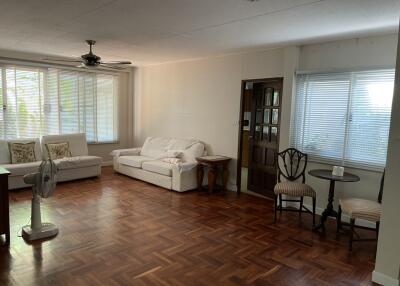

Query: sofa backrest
<box><xmin>140</xmin><ymin>137</ymin><xmax>205</xmax><ymax>163</ymax></box>
<box><xmin>41</xmin><ymin>133</ymin><xmax>89</xmax><ymax>159</ymax></box>
<box><xmin>0</xmin><ymin>138</ymin><xmax>42</xmax><ymax>164</ymax></box>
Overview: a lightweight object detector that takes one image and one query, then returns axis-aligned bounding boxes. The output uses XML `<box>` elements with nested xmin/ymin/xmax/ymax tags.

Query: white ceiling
<box><xmin>0</xmin><ymin>0</ymin><xmax>399</xmax><ymax>66</ymax></box>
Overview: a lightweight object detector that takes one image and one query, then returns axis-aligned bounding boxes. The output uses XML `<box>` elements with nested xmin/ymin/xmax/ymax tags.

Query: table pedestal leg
<box><xmin>222</xmin><ymin>163</ymin><xmax>229</xmax><ymax>192</ymax></box>
<box><xmin>208</xmin><ymin>166</ymin><xmax>217</xmax><ymax>194</ymax></box>
<box><xmin>313</xmin><ymin>180</ymin><xmax>338</xmax><ymax>232</ymax></box>
<box><xmin>197</xmin><ymin>165</ymin><xmax>204</xmax><ymax>191</ymax></box>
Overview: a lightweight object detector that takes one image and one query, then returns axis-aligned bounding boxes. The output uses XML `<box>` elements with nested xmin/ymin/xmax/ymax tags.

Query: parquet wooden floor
<box><xmin>0</xmin><ymin>167</ymin><xmax>378</xmax><ymax>286</ymax></box>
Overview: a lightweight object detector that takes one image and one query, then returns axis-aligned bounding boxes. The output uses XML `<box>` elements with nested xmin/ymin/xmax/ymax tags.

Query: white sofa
<box><xmin>112</xmin><ymin>137</ymin><xmax>205</xmax><ymax>192</ymax></box>
<box><xmin>0</xmin><ymin>138</ymin><xmax>43</xmax><ymax>190</ymax></box>
<box><xmin>0</xmin><ymin>133</ymin><xmax>102</xmax><ymax>190</ymax></box>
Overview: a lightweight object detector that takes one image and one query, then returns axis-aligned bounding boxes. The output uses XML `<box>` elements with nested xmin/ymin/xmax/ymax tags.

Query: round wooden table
<box><xmin>309</xmin><ymin>169</ymin><xmax>360</xmax><ymax>232</ymax></box>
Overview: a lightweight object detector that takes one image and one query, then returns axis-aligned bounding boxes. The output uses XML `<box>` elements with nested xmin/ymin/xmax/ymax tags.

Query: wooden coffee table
<box><xmin>196</xmin><ymin>156</ymin><xmax>231</xmax><ymax>194</ymax></box>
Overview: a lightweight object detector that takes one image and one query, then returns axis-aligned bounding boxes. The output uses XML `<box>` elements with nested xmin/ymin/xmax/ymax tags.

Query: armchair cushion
<box><xmin>142</xmin><ymin>161</ymin><xmax>173</xmax><ymax>177</ymax></box>
<box><xmin>55</xmin><ymin>156</ymin><xmax>102</xmax><ymax>170</ymax></box>
<box><xmin>274</xmin><ymin>182</ymin><xmax>316</xmax><ymax>198</ymax></box>
<box><xmin>1</xmin><ymin>161</ymin><xmax>42</xmax><ymax>177</ymax></box>
<box><xmin>118</xmin><ymin>155</ymin><xmax>153</xmax><ymax>168</ymax></box>
<box><xmin>110</xmin><ymin>148</ymin><xmax>141</xmax><ymax>157</ymax></box>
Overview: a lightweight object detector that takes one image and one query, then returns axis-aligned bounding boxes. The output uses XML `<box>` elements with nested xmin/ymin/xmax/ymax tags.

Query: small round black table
<box><xmin>309</xmin><ymin>169</ymin><xmax>360</xmax><ymax>232</ymax></box>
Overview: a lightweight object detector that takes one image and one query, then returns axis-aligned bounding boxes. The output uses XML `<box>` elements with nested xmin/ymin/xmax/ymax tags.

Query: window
<box><xmin>291</xmin><ymin>69</ymin><xmax>394</xmax><ymax>170</ymax></box>
<box><xmin>0</xmin><ymin>65</ymin><xmax>118</xmax><ymax>143</ymax></box>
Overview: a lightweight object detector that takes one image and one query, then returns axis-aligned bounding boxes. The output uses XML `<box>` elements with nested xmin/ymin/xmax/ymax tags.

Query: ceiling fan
<box><xmin>43</xmin><ymin>40</ymin><xmax>132</xmax><ymax>70</ymax></box>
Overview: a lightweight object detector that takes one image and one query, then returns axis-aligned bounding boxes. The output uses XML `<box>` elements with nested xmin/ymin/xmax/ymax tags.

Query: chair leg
<box><xmin>349</xmin><ymin>218</ymin><xmax>355</xmax><ymax>251</ymax></box>
<box><xmin>274</xmin><ymin>195</ymin><xmax>278</xmax><ymax>223</ymax></box>
<box><xmin>299</xmin><ymin>197</ymin><xmax>303</xmax><ymax>220</ymax></box>
<box><xmin>376</xmin><ymin>221</ymin><xmax>380</xmax><ymax>240</ymax></box>
<box><xmin>279</xmin><ymin>194</ymin><xmax>283</xmax><ymax>214</ymax></box>
<box><xmin>312</xmin><ymin>197</ymin><xmax>316</xmax><ymax>227</ymax></box>
<box><xmin>337</xmin><ymin>205</ymin><xmax>342</xmax><ymax>233</ymax></box>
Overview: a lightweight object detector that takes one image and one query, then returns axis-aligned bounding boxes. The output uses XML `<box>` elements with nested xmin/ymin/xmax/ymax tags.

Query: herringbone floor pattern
<box><xmin>0</xmin><ymin>167</ymin><xmax>378</xmax><ymax>286</ymax></box>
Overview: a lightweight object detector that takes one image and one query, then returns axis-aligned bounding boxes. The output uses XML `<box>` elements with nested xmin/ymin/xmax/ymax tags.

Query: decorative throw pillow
<box><xmin>9</xmin><ymin>142</ymin><xmax>36</xmax><ymax>164</ymax></box>
<box><xmin>46</xmin><ymin>142</ymin><xmax>72</xmax><ymax>160</ymax></box>
<box><xmin>161</xmin><ymin>157</ymin><xmax>182</xmax><ymax>164</ymax></box>
<box><xmin>156</xmin><ymin>150</ymin><xmax>183</xmax><ymax>159</ymax></box>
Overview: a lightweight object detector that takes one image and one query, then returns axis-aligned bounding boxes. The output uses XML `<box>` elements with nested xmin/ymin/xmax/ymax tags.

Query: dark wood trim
<box><xmin>236</xmin><ymin>77</ymin><xmax>284</xmax><ymax>194</ymax></box>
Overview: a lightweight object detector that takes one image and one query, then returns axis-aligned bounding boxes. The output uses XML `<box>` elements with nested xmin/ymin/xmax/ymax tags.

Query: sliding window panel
<box><xmin>44</xmin><ymin>68</ymin><xmax>60</xmax><ymax>135</ymax></box>
<box><xmin>345</xmin><ymin>70</ymin><xmax>395</xmax><ymax>169</ymax></box>
<box><xmin>59</xmin><ymin>71</ymin><xmax>79</xmax><ymax>134</ymax></box>
<box><xmin>79</xmin><ymin>75</ymin><xmax>96</xmax><ymax>142</ymax></box>
<box><xmin>96</xmin><ymin>74</ymin><xmax>118</xmax><ymax>143</ymax></box>
<box><xmin>4</xmin><ymin>67</ymin><xmax>44</xmax><ymax>139</ymax></box>
<box><xmin>292</xmin><ymin>73</ymin><xmax>350</xmax><ymax>163</ymax></box>
<box><xmin>0</xmin><ymin>69</ymin><xmax>4</xmax><ymax>139</ymax></box>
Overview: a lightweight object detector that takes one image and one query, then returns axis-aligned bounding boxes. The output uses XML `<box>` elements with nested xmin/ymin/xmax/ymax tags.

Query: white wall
<box><xmin>134</xmin><ymin>33</ymin><xmax>398</xmax><ymax>213</ymax></box>
<box><xmin>373</xmin><ymin>31</ymin><xmax>400</xmax><ymax>286</ymax></box>
<box><xmin>134</xmin><ymin>48</ymin><xmax>288</xmax><ymax>189</ymax></box>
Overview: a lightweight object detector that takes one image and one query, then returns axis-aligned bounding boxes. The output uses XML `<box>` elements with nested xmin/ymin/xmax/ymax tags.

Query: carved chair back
<box><xmin>277</xmin><ymin>148</ymin><xmax>308</xmax><ymax>183</ymax></box>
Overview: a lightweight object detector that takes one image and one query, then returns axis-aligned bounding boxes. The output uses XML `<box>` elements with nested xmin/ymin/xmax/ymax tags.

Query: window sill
<box><xmin>307</xmin><ymin>157</ymin><xmax>384</xmax><ymax>173</ymax></box>
<box><xmin>87</xmin><ymin>141</ymin><xmax>120</xmax><ymax>145</ymax></box>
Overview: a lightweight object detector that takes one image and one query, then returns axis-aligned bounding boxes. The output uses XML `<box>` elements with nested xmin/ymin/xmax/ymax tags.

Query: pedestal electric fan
<box><xmin>22</xmin><ymin>159</ymin><xmax>58</xmax><ymax>241</ymax></box>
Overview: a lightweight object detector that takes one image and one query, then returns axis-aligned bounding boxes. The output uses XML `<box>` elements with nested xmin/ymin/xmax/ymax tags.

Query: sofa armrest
<box><xmin>110</xmin><ymin>147</ymin><xmax>141</xmax><ymax>157</ymax></box>
<box><xmin>171</xmin><ymin>162</ymin><xmax>199</xmax><ymax>192</ymax></box>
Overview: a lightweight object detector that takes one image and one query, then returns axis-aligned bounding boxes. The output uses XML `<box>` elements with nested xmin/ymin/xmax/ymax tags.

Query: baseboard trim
<box><xmin>101</xmin><ymin>161</ymin><xmax>113</xmax><ymax>167</ymax></box>
<box><xmin>372</xmin><ymin>270</ymin><xmax>399</xmax><ymax>286</ymax></box>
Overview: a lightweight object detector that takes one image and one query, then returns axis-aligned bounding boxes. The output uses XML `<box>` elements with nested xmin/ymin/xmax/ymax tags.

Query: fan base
<box><xmin>22</xmin><ymin>223</ymin><xmax>58</xmax><ymax>241</ymax></box>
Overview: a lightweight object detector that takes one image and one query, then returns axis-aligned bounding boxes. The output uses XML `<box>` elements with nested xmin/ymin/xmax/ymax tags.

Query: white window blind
<box><xmin>291</xmin><ymin>69</ymin><xmax>394</xmax><ymax>170</ymax></box>
<box><xmin>0</xmin><ymin>65</ymin><xmax>119</xmax><ymax>143</ymax></box>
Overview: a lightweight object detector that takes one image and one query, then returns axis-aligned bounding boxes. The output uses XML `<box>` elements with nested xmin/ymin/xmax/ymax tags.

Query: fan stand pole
<box><xmin>31</xmin><ymin>192</ymin><xmax>42</xmax><ymax>230</ymax></box>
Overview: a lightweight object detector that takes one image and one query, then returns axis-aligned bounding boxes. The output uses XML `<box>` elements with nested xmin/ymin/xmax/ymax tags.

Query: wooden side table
<box><xmin>0</xmin><ymin>167</ymin><xmax>10</xmax><ymax>246</ymax></box>
<box><xmin>309</xmin><ymin>169</ymin><xmax>360</xmax><ymax>232</ymax></box>
<box><xmin>196</xmin><ymin>156</ymin><xmax>231</xmax><ymax>194</ymax></box>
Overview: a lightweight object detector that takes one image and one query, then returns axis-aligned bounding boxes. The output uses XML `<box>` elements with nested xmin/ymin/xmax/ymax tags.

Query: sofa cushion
<box><xmin>118</xmin><ymin>156</ymin><xmax>153</xmax><ymax>168</ymax></box>
<box><xmin>0</xmin><ymin>138</ymin><xmax>41</xmax><ymax>164</ymax></box>
<box><xmin>140</xmin><ymin>137</ymin><xmax>171</xmax><ymax>158</ymax></box>
<box><xmin>142</xmin><ymin>160</ymin><xmax>173</xmax><ymax>177</ymax></box>
<box><xmin>42</xmin><ymin>133</ymin><xmax>88</xmax><ymax>159</ymax></box>
<box><xmin>182</xmin><ymin>143</ymin><xmax>205</xmax><ymax>163</ymax></box>
<box><xmin>1</xmin><ymin>161</ymin><xmax>42</xmax><ymax>177</ymax></box>
<box><xmin>54</xmin><ymin>156</ymin><xmax>102</xmax><ymax>170</ymax></box>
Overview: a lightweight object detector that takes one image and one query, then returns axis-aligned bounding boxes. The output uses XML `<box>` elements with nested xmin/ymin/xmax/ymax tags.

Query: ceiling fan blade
<box><xmin>101</xmin><ymin>61</ymin><xmax>131</xmax><ymax>65</ymax></box>
<box><xmin>99</xmin><ymin>64</ymin><xmax>126</xmax><ymax>70</ymax></box>
<box><xmin>42</xmin><ymin>57</ymin><xmax>83</xmax><ymax>63</ymax></box>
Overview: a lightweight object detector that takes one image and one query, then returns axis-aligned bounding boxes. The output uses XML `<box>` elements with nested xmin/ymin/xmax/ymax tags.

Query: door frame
<box><xmin>236</xmin><ymin>77</ymin><xmax>284</xmax><ymax>194</ymax></box>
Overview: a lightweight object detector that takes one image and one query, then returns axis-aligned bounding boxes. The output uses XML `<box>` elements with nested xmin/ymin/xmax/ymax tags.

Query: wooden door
<box><xmin>247</xmin><ymin>79</ymin><xmax>283</xmax><ymax>197</ymax></box>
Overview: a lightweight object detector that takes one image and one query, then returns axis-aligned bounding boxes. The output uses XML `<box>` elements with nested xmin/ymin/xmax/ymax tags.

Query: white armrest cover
<box><xmin>111</xmin><ymin>148</ymin><xmax>142</xmax><ymax>172</ymax></box>
<box><xmin>110</xmin><ymin>148</ymin><xmax>142</xmax><ymax>157</ymax></box>
<box><xmin>172</xmin><ymin>162</ymin><xmax>199</xmax><ymax>192</ymax></box>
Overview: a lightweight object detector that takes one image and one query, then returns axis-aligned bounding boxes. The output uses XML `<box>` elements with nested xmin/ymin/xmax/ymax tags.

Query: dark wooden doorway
<box><xmin>237</xmin><ymin>78</ymin><xmax>283</xmax><ymax>198</ymax></box>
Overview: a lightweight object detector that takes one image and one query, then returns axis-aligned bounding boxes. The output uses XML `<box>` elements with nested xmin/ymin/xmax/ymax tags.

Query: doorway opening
<box><xmin>237</xmin><ymin>78</ymin><xmax>283</xmax><ymax>198</ymax></box>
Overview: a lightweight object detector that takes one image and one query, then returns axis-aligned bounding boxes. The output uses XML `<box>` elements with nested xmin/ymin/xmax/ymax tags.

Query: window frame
<box><xmin>290</xmin><ymin>68</ymin><xmax>395</xmax><ymax>171</ymax></box>
<box><xmin>0</xmin><ymin>63</ymin><xmax>120</xmax><ymax>144</ymax></box>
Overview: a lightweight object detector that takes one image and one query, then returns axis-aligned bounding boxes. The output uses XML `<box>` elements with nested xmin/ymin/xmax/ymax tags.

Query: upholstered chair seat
<box><xmin>274</xmin><ymin>182</ymin><xmax>316</xmax><ymax>198</ymax></box>
<box><xmin>338</xmin><ymin>170</ymin><xmax>385</xmax><ymax>251</ymax></box>
<box><xmin>339</xmin><ymin>198</ymin><xmax>381</xmax><ymax>222</ymax></box>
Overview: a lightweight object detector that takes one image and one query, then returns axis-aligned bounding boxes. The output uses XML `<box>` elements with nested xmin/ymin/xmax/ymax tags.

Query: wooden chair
<box><xmin>274</xmin><ymin>148</ymin><xmax>316</xmax><ymax>226</ymax></box>
<box><xmin>338</xmin><ymin>170</ymin><xmax>385</xmax><ymax>251</ymax></box>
